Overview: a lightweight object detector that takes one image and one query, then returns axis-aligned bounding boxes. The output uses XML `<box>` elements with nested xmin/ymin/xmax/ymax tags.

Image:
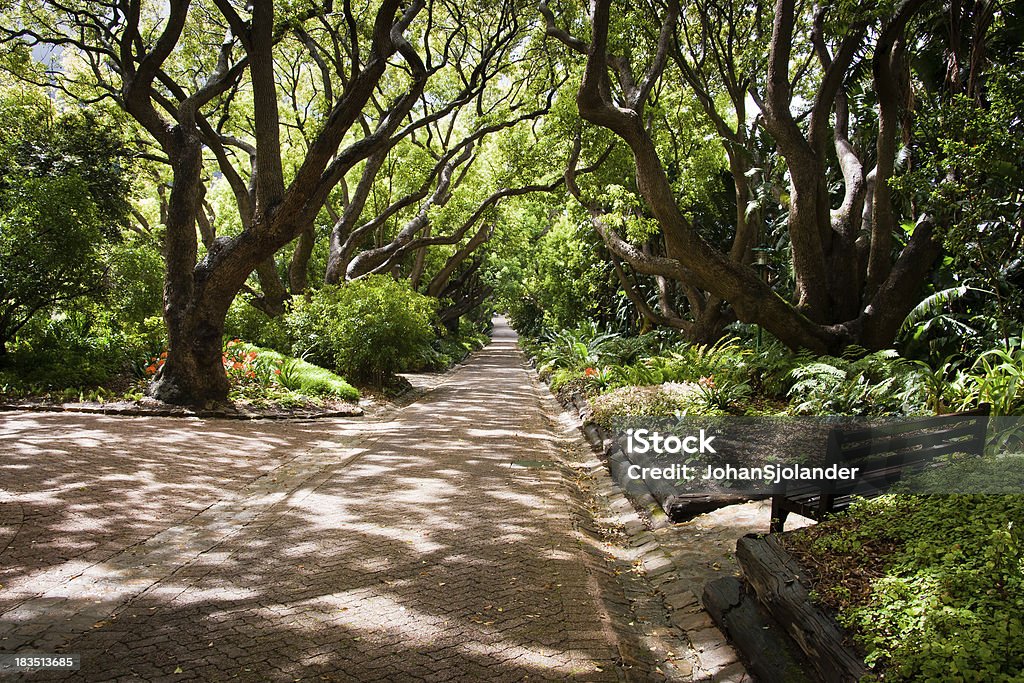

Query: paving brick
<box><xmin>0</xmin><ymin>320</ymin><xmax>675</xmax><ymax>682</ymax></box>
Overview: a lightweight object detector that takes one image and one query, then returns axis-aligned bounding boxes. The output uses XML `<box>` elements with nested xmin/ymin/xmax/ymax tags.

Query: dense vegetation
<box><xmin>0</xmin><ymin>0</ymin><xmax>1020</xmax><ymax>404</ymax></box>
<box><xmin>0</xmin><ymin>0</ymin><xmax>1021</xmax><ymax>676</ymax></box>
<box><xmin>522</xmin><ymin>324</ymin><xmax>1024</xmax><ymax>419</ymax></box>
<box><xmin>785</xmin><ymin>495</ymin><xmax>1024</xmax><ymax>682</ymax></box>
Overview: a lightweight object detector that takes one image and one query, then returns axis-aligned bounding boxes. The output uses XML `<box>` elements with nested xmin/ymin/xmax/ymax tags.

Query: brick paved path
<box><xmin>1</xmin><ymin>319</ymin><xmax>651</xmax><ymax>681</ymax></box>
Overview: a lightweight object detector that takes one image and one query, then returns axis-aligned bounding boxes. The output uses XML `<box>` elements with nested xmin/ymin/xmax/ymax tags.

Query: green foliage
<box><xmin>0</xmin><ymin>88</ymin><xmax>149</xmax><ymax>394</ymax></box>
<box><xmin>532</xmin><ymin>322</ymin><xmax>622</xmax><ymax>375</ymax></box>
<box><xmin>224</xmin><ymin>297</ymin><xmax>292</xmax><ymax>353</ymax></box>
<box><xmin>412</xmin><ymin>318</ymin><xmax>490</xmax><ymax>372</ymax></box>
<box><xmin>596</xmin><ymin>185</ymin><xmax>660</xmax><ymax>242</ymax></box>
<box><xmin>227</xmin><ymin>341</ymin><xmax>358</xmax><ymax>401</ymax></box>
<box><xmin>102</xmin><ymin>234</ymin><xmax>164</xmax><ymax>327</ymax></box>
<box><xmin>286</xmin><ymin>276</ymin><xmax>437</xmax><ymax>384</ymax></box>
<box><xmin>0</xmin><ymin>307</ymin><xmax>165</xmax><ymax>396</ymax></box>
<box><xmin>893</xmin><ymin>76</ymin><xmax>1024</xmax><ymax>356</ymax></box>
<box><xmin>0</xmin><ymin>175</ymin><xmax>105</xmax><ymax>348</ymax></box>
<box><xmin>2</xmin><ymin>311</ymin><xmax>122</xmax><ymax>388</ymax></box>
<box><xmin>0</xmin><ymin>93</ymin><xmax>132</xmax><ymax>352</ymax></box>
<box><xmin>901</xmin><ymin>453</ymin><xmax>1024</xmax><ymax>495</ymax></box>
<box><xmin>787</xmin><ymin>350</ymin><xmax>929</xmax><ymax>416</ymax></box>
<box><xmin>526</xmin><ymin>318</ymin><xmax>1021</xmax><ymax>423</ymax></box>
<box><xmin>946</xmin><ymin>344</ymin><xmax>1024</xmax><ymax>416</ymax></box>
<box><xmin>503</xmin><ymin>212</ymin><xmax>611</xmax><ymax>335</ymax></box>
<box><xmin>899</xmin><ymin>286</ymin><xmax>992</xmax><ymax>337</ymax></box>
<box><xmin>693</xmin><ymin>375</ymin><xmax>752</xmax><ymax>413</ymax></box>
<box><xmin>798</xmin><ymin>495</ymin><xmax>1024</xmax><ymax>681</ymax></box>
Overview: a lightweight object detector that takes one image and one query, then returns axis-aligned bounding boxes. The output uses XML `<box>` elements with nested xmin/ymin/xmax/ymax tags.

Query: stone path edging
<box><xmin>533</xmin><ymin>372</ymin><xmax>750</xmax><ymax>682</ymax></box>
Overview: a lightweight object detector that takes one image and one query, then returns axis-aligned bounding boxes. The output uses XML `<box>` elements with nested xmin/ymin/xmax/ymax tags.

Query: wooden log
<box><xmin>702</xmin><ymin>577</ymin><xmax>815</xmax><ymax>683</ymax></box>
<box><xmin>736</xmin><ymin>534</ymin><xmax>868</xmax><ymax>683</ymax></box>
<box><xmin>666</xmin><ymin>493</ymin><xmax>769</xmax><ymax>521</ymax></box>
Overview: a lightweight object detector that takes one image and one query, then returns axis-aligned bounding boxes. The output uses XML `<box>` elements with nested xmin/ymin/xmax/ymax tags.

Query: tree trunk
<box><xmin>289</xmin><ymin>225</ymin><xmax>316</xmax><ymax>293</ymax></box>
<box><xmin>551</xmin><ymin>0</ymin><xmax>938</xmax><ymax>353</ymax></box>
<box><xmin>148</xmin><ymin>299</ymin><xmax>231</xmax><ymax>404</ymax></box>
<box><xmin>147</xmin><ymin>129</ymin><xmax>233</xmax><ymax>404</ymax></box>
<box><xmin>254</xmin><ymin>258</ymin><xmax>288</xmax><ymax>316</ymax></box>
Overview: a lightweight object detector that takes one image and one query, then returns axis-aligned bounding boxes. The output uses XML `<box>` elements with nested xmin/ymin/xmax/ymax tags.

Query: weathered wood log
<box><xmin>702</xmin><ymin>576</ymin><xmax>815</xmax><ymax>683</ymax></box>
<box><xmin>736</xmin><ymin>534</ymin><xmax>868</xmax><ymax>683</ymax></box>
<box><xmin>666</xmin><ymin>493</ymin><xmax>769</xmax><ymax>521</ymax></box>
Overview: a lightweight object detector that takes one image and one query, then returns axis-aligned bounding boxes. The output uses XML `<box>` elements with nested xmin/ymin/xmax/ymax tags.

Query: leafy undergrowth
<box><xmin>522</xmin><ymin>323</ymin><xmax>1024</xmax><ymax>418</ymax></box>
<box><xmin>222</xmin><ymin>341</ymin><xmax>359</xmax><ymax>405</ymax></box>
<box><xmin>588</xmin><ymin>382</ymin><xmax>709</xmax><ymax>427</ymax></box>
<box><xmin>782</xmin><ymin>495</ymin><xmax>1024</xmax><ymax>682</ymax></box>
<box><xmin>0</xmin><ymin>341</ymin><xmax>361</xmax><ymax>411</ymax></box>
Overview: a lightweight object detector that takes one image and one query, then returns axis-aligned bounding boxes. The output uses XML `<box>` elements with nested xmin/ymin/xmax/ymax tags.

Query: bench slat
<box><xmin>831</xmin><ymin>408</ymin><xmax>989</xmax><ymax>444</ymax></box>
<box><xmin>834</xmin><ymin>422</ymin><xmax>986</xmax><ymax>461</ymax></box>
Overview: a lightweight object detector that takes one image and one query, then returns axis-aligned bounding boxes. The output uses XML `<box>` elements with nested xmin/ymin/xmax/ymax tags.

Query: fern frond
<box><xmin>899</xmin><ymin>286</ymin><xmax>992</xmax><ymax>334</ymax></box>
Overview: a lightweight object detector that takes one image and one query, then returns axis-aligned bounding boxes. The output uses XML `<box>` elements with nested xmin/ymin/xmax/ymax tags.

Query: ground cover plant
<box><xmin>144</xmin><ymin>340</ymin><xmax>359</xmax><ymax>406</ymax></box>
<box><xmin>521</xmin><ymin>321</ymin><xmax>1024</xmax><ymax>419</ymax></box>
<box><xmin>782</xmin><ymin>495</ymin><xmax>1024</xmax><ymax>682</ymax></box>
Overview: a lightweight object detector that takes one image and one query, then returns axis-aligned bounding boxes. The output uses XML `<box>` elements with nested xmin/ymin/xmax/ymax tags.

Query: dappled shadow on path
<box><xmin>0</xmin><ymin>414</ymin><xmax>363</xmax><ymax>611</ymax></box>
<box><xmin>1</xmin><ymin>319</ymin><xmax>627</xmax><ymax>681</ymax></box>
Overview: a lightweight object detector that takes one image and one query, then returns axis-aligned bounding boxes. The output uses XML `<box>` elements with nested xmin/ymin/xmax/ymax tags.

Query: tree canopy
<box><xmin>0</xmin><ymin>0</ymin><xmax>1020</xmax><ymax>403</ymax></box>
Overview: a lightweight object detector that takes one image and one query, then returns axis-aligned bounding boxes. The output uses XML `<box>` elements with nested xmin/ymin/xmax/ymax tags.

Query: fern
<box><xmin>899</xmin><ymin>286</ymin><xmax>991</xmax><ymax>334</ymax></box>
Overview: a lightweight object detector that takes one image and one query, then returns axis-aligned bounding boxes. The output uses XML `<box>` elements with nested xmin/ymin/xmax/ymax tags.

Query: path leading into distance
<box><xmin>0</xmin><ymin>318</ymin><xmax>676</xmax><ymax>681</ymax></box>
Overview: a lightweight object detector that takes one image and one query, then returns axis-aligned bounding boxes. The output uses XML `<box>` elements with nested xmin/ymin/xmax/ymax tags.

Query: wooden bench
<box><xmin>770</xmin><ymin>405</ymin><xmax>991</xmax><ymax>532</ymax></box>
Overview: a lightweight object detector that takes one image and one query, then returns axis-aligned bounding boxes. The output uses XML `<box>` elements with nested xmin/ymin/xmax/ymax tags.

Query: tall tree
<box><xmin>3</xmin><ymin>0</ymin><xmax>536</xmax><ymax>402</ymax></box>
<box><xmin>542</xmin><ymin>0</ymin><xmax>1000</xmax><ymax>352</ymax></box>
<box><xmin>0</xmin><ymin>91</ymin><xmax>131</xmax><ymax>354</ymax></box>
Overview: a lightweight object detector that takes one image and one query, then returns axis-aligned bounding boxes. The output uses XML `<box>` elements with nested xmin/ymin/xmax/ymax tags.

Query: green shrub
<box><xmin>960</xmin><ymin>345</ymin><xmax>1024</xmax><ymax>416</ymax></box>
<box><xmin>3</xmin><ymin>309</ymin><xmax>163</xmax><ymax>391</ymax></box>
<box><xmin>533</xmin><ymin>322</ymin><xmax>620</xmax><ymax>374</ymax></box>
<box><xmin>224</xmin><ymin>297</ymin><xmax>292</xmax><ymax>353</ymax></box>
<box><xmin>415</xmin><ymin>328</ymin><xmax>489</xmax><ymax>371</ymax></box>
<box><xmin>286</xmin><ymin>276</ymin><xmax>437</xmax><ymax>384</ymax></box>
<box><xmin>0</xmin><ymin>96</ymin><xmax>132</xmax><ymax>354</ymax></box>
<box><xmin>787</xmin><ymin>350</ymin><xmax>929</xmax><ymax>416</ymax></box>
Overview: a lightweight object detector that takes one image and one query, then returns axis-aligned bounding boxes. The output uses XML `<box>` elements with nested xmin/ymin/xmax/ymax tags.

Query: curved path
<box><xmin>1</xmin><ymin>319</ymin><xmax>659</xmax><ymax>681</ymax></box>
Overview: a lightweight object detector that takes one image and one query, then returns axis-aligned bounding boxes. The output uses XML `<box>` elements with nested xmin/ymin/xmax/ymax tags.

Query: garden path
<box><xmin>0</xmin><ymin>318</ymin><xmax>677</xmax><ymax>681</ymax></box>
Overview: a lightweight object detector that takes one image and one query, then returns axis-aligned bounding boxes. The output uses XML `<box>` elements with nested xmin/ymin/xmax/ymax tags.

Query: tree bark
<box><xmin>252</xmin><ymin>258</ymin><xmax>289</xmax><ymax>316</ymax></box>
<box><xmin>147</xmin><ymin>129</ymin><xmax>232</xmax><ymax>403</ymax></box>
<box><xmin>146</xmin><ymin>0</ymin><xmax>417</xmax><ymax>402</ymax></box>
<box><xmin>289</xmin><ymin>225</ymin><xmax>316</xmax><ymax>293</ymax></box>
<box><xmin>548</xmin><ymin>0</ymin><xmax>934</xmax><ymax>354</ymax></box>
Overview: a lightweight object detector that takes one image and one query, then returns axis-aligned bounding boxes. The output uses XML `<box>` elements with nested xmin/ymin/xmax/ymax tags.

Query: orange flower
<box><xmin>584</xmin><ymin>367</ymin><xmax>598</xmax><ymax>377</ymax></box>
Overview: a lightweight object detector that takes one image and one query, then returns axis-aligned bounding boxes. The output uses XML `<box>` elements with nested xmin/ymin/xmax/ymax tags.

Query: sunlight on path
<box><xmin>0</xmin><ymin>318</ymin><xmax>629</xmax><ymax>681</ymax></box>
